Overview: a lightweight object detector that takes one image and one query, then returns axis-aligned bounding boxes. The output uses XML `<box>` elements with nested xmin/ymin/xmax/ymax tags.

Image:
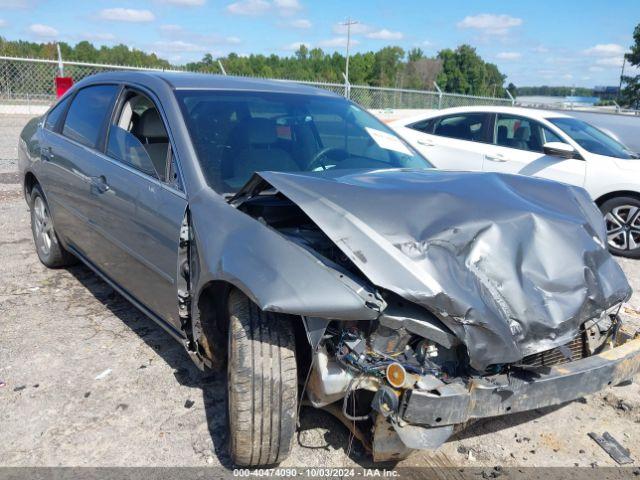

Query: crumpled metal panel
<box><xmin>189</xmin><ymin>191</ymin><xmax>380</xmax><ymax>321</ymax></box>
<box><xmin>248</xmin><ymin>168</ymin><xmax>631</xmax><ymax>370</ymax></box>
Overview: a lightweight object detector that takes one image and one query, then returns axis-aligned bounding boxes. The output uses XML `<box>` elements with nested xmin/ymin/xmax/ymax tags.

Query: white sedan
<box><xmin>391</xmin><ymin>106</ymin><xmax>640</xmax><ymax>258</ymax></box>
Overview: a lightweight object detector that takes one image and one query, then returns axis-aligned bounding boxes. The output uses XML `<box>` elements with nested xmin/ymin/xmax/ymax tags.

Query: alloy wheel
<box><xmin>33</xmin><ymin>196</ymin><xmax>53</xmax><ymax>256</ymax></box>
<box><xmin>604</xmin><ymin>205</ymin><xmax>640</xmax><ymax>251</ymax></box>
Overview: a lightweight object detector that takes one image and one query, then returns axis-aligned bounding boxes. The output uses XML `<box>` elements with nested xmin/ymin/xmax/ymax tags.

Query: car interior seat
<box><xmin>133</xmin><ymin>109</ymin><xmax>169</xmax><ymax>180</ymax></box>
<box><xmin>227</xmin><ymin>117</ymin><xmax>300</xmax><ymax>187</ymax></box>
<box><xmin>512</xmin><ymin>125</ymin><xmax>531</xmax><ymax>150</ymax></box>
<box><xmin>497</xmin><ymin>125</ymin><xmax>509</xmax><ymax>145</ymax></box>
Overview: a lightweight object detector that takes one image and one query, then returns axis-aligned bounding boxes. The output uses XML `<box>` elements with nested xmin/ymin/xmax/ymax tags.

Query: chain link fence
<box><xmin>0</xmin><ymin>55</ymin><xmax>512</xmax><ymax>115</ymax></box>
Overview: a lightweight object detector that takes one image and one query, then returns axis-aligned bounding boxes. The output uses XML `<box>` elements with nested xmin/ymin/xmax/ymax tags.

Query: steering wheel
<box><xmin>307</xmin><ymin>147</ymin><xmax>349</xmax><ymax>171</ymax></box>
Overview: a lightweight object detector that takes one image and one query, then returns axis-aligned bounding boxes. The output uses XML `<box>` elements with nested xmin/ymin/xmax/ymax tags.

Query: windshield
<box><xmin>176</xmin><ymin>90</ymin><xmax>431</xmax><ymax>193</ymax></box>
<box><xmin>548</xmin><ymin>117</ymin><xmax>636</xmax><ymax>159</ymax></box>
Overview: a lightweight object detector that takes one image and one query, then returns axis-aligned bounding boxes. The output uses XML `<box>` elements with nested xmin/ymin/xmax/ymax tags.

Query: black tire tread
<box><xmin>228</xmin><ymin>290</ymin><xmax>297</xmax><ymax>466</ymax></box>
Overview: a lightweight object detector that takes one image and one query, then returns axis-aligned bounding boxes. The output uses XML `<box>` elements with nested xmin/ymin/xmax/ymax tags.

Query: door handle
<box><xmin>90</xmin><ymin>175</ymin><xmax>110</xmax><ymax>194</ymax></box>
<box><xmin>42</xmin><ymin>146</ymin><xmax>54</xmax><ymax>161</ymax></box>
<box><xmin>484</xmin><ymin>154</ymin><xmax>507</xmax><ymax>163</ymax></box>
<box><xmin>417</xmin><ymin>139</ymin><xmax>435</xmax><ymax>147</ymax></box>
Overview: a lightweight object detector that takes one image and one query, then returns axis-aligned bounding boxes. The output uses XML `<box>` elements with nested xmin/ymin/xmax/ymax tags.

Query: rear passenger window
<box><xmin>62</xmin><ymin>85</ymin><xmax>119</xmax><ymax>149</ymax></box>
<box><xmin>44</xmin><ymin>95</ymin><xmax>71</xmax><ymax>132</ymax></box>
<box><xmin>433</xmin><ymin>113</ymin><xmax>487</xmax><ymax>142</ymax></box>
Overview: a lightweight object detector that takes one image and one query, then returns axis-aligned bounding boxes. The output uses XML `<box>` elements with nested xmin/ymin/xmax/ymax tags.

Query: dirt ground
<box><xmin>1</xmin><ymin>114</ymin><xmax>639</xmax><ymax>470</ymax></box>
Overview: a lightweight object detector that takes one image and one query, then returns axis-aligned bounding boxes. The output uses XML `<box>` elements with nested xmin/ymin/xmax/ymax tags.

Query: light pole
<box><xmin>341</xmin><ymin>17</ymin><xmax>358</xmax><ymax>98</ymax></box>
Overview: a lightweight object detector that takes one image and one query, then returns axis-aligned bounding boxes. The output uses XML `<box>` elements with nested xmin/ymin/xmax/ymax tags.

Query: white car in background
<box><xmin>391</xmin><ymin>106</ymin><xmax>640</xmax><ymax>258</ymax></box>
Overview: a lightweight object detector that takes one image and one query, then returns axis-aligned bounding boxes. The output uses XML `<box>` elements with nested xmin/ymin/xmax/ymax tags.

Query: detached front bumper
<box><xmin>401</xmin><ymin>337</ymin><xmax>640</xmax><ymax>427</ymax></box>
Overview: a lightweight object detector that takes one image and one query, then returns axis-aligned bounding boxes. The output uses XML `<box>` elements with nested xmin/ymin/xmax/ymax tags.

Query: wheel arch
<box><xmin>193</xmin><ymin>279</ymin><xmax>308</xmax><ymax>370</ymax></box>
<box><xmin>594</xmin><ymin>190</ymin><xmax>640</xmax><ymax>207</ymax></box>
<box><xmin>23</xmin><ymin>171</ymin><xmax>39</xmax><ymax>204</ymax></box>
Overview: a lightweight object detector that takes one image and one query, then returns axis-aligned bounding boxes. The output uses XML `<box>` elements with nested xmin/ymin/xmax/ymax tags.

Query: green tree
<box><xmin>435</xmin><ymin>44</ymin><xmax>506</xmax><ymax>97</ymax></box>
<box><xmin>621</xmin><ymin>23</ymin><xmax>640</xmax><ymax>108</ymax></box>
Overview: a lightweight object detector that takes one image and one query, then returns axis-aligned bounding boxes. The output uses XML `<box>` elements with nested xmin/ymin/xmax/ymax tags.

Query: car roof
<box><xmin>393</xmin><ymin>105</ymin><xmax>572</xmax><ymax>126</ymax></box>
<box><xmin>76</xmin><ymin>70</ymin><xmax>341</xmax><ymax>97</ymax></box>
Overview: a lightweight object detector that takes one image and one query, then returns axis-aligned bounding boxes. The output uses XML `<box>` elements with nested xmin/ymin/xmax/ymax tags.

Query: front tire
<box><xmin>600</xmin><ymin>196</ymin><xmax>640</xmax><ymax>259</ymax></box>
<box><xmin>30</xmin><ymin>184</ymin><xmax>75</xmax><ymax>268</ymax></box>
<box><xmin>227</xmin><ymin>290</ymin><xmax>298</xmax><ymax>466</ymax></box>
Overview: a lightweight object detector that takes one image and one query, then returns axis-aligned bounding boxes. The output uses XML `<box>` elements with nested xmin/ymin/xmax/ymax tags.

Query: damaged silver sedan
<box><xmin>18</xmin><ymin>71</ymin><xmax>640</xmax><ymax>466</ymax></box>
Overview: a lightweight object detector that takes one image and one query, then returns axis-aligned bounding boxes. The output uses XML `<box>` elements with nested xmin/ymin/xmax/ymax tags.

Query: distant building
<box><xmin>594</xmin><ymin>86</ymin><xmax>619</xmax><ymax>100</ymax></box>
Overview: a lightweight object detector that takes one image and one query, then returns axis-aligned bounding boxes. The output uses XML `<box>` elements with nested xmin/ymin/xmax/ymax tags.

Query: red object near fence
<box><xmin>55</xmin><ymin>77</ymin><xmax>73</xmax><ymax>97</ymax></box>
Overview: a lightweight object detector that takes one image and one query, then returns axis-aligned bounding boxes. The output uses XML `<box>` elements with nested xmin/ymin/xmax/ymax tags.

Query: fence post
<box><xmin>56</xmin><ymin>43</ymin><xmax>64</xmax><ymax>77</ymax></box>
<box><xmin>217</xmin><ymin>60</ymin><xmax>227</xmax><ymax>76</ymax></box>
<box><xmin>433</xmin><ymin>81</ymin><xmax>443</xmax><ymax>109</ymax></box>
<box><xmin>505</xmin><ymin>88</ymin><xmax>515</xmax><ymax>106</ymax></box>
<box><xmin>342</xmin><ymin>72</ymin><xmax>350</xmax><ymax>99</ymax></box>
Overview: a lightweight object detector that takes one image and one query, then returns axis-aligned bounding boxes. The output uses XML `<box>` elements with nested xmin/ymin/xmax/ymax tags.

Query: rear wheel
<box><xmin>600</xmin><ymin>196</ymin><xmax>640</xmax><ymax>259</ymax></box>
<box><xmin>227</xmin><ymin>290</ymin><xmax>298</xmax><ymax>466</ymax></box>
<box><xmin>30</xmin><ymin>184</ymin><xmax>75</xmax><ymax>268</ymax></box>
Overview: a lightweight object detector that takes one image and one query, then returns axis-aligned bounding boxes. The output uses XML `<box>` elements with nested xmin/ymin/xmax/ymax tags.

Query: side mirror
<box><xmin>543</xmin><ymin>142</ymin><xmax>580</xmax><ymax>160</ymax></box>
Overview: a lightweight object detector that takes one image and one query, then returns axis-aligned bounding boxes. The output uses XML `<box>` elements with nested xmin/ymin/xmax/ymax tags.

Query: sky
<box><xmin>1</xmin><ymin>0</ymin><xmax>639</xmax><ymax>87</ymax></box>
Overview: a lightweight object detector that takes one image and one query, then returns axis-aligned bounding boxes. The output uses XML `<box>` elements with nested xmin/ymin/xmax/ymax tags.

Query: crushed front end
<box><xmin>305</xmin><ymin>305</ymin><xmax>640</xmax><ymax>461</ymax></box>
<box><xmin>229</xmin><ymin>169</ymin><xmax>640</xmax><ymax>460</ymax></box>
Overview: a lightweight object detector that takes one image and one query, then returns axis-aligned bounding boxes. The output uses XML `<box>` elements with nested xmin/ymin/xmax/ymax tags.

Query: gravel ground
<box><xmin>1</xmin><ymin>114</ymin><xmax>639</xmax><ymax>470</ymax></box>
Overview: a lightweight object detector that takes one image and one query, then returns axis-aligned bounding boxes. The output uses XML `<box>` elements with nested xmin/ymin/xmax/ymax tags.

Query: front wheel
<box><xmin>227</xmin><ymin>290</ymin><xmax>298</xmax><ymax>466</ymax></box>
<box><xmin>600</xmin><ymin>196</ymin><xmax>640</xmax><ymax>259</ymax></box>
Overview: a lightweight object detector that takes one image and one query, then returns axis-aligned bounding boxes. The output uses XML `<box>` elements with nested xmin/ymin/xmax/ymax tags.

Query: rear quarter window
<box><xmin>44</xmin><ymin>96</ymin><xmax>72</xmax><ymax>132</ymax></box>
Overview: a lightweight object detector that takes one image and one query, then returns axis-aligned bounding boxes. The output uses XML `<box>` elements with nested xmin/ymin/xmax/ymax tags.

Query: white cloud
<box><xmin>532</xmin><ymin>45</ymin><xmax>548</xmax><ymax>53</ymax></box>
<box><xmin>283</xmin><ymin>41</ymin><xmax>310</xmax><ymax>51</ymax></box>
<box><xmin>154</xmin><ymin>40</ymin><xmax>205</xmax><ymax>52</ymax></box>
<box><xmin>422</xmin><ymin>40</ymin><xmax>433</xmax><ymax>47</ymax></box>
<box><xmin>562</xmin><ymin>73</ymin><xmax>573</xmax><ymax>80</ymax></box>
<box><xmin>0</xmin><ymin>19</ymin><xmax>6</xmax><ymax>28</ymax></box>
<box><xmin>332</xmin><ymin>22</ymin><xmax>372</xmax><ymax>35</ymax></box>
<box><xmin>159</xmin><ymin>0</ymin><xmax>205</xmax><ymax>5</ymax></box>
<box><xmin>289</xmin><ymin>18</ymin><xmax>312</xmax><ymax>29</ymax></box>
<box><xmin>596</xmin><ymin>57</ymin><xmax>624</xmax><ymax>67</ymax></box>
<box><xmin>226</xmin><ymin>0</ymin><xmax>270</xmax><ymax>15</ymax></box>
<box><xmin>366</xmin><ymin>29</ymin><xmax>403</xmax><ymax>40</ymax></box>
<box><xmin>588</xmin><ymin>66</ymin><xmax>604</xmax><ymax>72</ymax></box>
<box><xmin>225</xmin><ymin>36</ymin><xmax>242</xmax><ymax>44</ymax></box>
<box><xmin>457</xmin><ymin>14</ymin><xmax>522</xmax><ymax>36</ymax></box>
<box><xmin>496</xmin><ymin>51</ymin><xmax>521</xmax><ymax>60</ymax></box>
<box><xmin>28</xmin><ymin>23</ymin><xmax>58</xmax><ymax>38</ymax></box>
<box><xmin>583</xmin><ymin>43</ymin><xmax>625</xmax><ymax>56</ymax></box>
<box><xmin>318</xmin><ymin>37</ymin><xmax>359</xmax><ymax>48</ymax></box>
<box><xmin>274</xmin><ymin>0</ymin><xmax>301</xmax><ymax>16</ymax></box>
<box><xmin>99</xmin><ymin>8</ymin><xmax>156</xmax><ymax>22</ymax></box>
<box><xmin>80</xmin><ymin>32</ymin><xmax>116</xmax><ymax>42</ymax></box>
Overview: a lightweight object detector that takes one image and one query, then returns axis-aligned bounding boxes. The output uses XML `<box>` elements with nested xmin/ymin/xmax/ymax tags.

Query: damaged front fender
<box><xmin>189</xmin><ymin>190</ymin><xmax>382</xmax><ymax>321</ymax></box>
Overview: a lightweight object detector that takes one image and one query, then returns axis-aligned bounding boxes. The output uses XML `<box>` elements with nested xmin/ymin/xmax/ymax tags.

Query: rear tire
<box><xmin>227</xmin><ymin>290</ymin><xmax>298</xmax><ymax>466</ymax></box>
<box><xmin>30</xmin><ymin>184</ymin><xmax>75</xmax><ymax>268</ymax></box>
<box><xmin>600</xmin><ymin>196</ymin><xmax>640</xmax><ymax>259</ymax></box>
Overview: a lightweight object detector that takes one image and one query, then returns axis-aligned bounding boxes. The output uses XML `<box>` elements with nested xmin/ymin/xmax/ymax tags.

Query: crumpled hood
<box><xmin>249</xmin><ymin>168</ymin><xmax>632</xmax><ymax>370</ymax></box>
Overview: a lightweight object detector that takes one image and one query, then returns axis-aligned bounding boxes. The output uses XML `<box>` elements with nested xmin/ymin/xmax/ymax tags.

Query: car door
<box><xmin>90</xmin><ymin>87</ymin><xmax>187</xmax><ymax>328</ymax></box>
<box><xmin>482</xmin><ymin>113</ymin><xmax>587</xmax><ymax>187</ymax></box>
<box><xmin>40</xmin><ymin>84</ymin><xmax>121</xmax><ymax>257</ymax></box>
<box><xmin>400</xmin><ymin>112</ymin><xmax>491</xmax><ymax>171</ymax></box>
